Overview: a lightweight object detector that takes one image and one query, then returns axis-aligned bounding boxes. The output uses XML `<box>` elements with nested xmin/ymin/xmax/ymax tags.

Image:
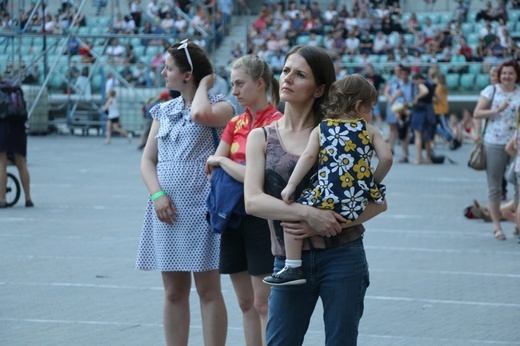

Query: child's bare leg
<box><xmin>284</xmin><ymin>231</ymin><xmax>303</xmax><ymax>262</ymax></box>
<box><xmin>104</xmin><ymin>121</ymin><xmax>112</xmax><ymax>144</ymax></box>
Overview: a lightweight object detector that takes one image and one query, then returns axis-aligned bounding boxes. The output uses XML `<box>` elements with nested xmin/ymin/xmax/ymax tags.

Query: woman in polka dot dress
<box><xmin>136</xmin><ymin>40</ymin><xmax>234</xmax><ymax>345</ymax></box>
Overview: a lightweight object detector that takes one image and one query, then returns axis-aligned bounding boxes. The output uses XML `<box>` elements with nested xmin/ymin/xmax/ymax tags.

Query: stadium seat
<box><xmin>466</xmin><ymin>33</ymin><xmax>479</xmax><ymax>45</ymax></box>
<box><xmin>446</xmin><ymin>74</ymin><xmax>460</xmax><ymax>90</ymax></box>
<box><xmin>468</xmin><ymin>64</ymin><xmax>482</xmax><ymax>75</ymax></box>
<box><xmin>369</xmin><ymin>55</ymin><xmax>380</xmax><ymax>63</ymax></box>
<box><xmin>440</xmin><ymin>13</ymin><xmax>453</xmax><ymax>24</ymax></box>
<box><xmin>509</xmin><ymin>11</ymin><xmax>520</xmax><ymax>22</ymax></box>
<box><xmin>476</xmin><ymin>74</ymin><xmax>490</xmax><ymax>90</ymax></box>
<box><xmin>460</xmin><ymin>73</ymin><xmax>475</xmax><ymax>91</ymax></box>
<box><xmin>461</xmin><ymin>22</ymin><xmax>473</xmax><ymax>36</ymax></box>
<box><xmin>296</xmin><ymin>35</ymin><xmax>310</xmax><ymax>45</ymax></box>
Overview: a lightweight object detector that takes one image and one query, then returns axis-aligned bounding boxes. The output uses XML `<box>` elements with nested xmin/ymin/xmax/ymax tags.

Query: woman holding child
<box><xmin>244</xmin><ymin>45</ymin><xmax>389</xmax><ymax>345</ymax></box>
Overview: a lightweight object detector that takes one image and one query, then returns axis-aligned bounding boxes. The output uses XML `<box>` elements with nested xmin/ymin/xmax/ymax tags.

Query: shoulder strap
<box><xmin>483</xmin><ymin>85</ymin><xmax>495</xmax><ymax>135</ymax></box>
<box><xmin>262</xmin><ymin>126</ymin><xmax>267</xmax><ymax>141</ymax></box>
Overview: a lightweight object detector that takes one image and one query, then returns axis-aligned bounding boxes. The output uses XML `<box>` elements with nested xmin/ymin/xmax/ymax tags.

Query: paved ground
<box><xmin>1</xmin><ymin>133</ymin><xmax>520</xmax><ymax>346</ymax></box>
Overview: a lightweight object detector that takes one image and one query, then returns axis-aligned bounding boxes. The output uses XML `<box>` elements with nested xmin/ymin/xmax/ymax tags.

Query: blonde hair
<box><xmin>323</xmin><ymin>74</ymin><xmax>378</xmax><ymax>119</ymax></box>
<box><xmin>108</xmin><ymin>89</ymin><xmax>116</xmax><ymax>97</ymax></box>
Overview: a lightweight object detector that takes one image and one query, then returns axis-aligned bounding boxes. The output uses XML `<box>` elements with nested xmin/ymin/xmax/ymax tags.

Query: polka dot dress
<box><xmin>136</xmin><ymin>94</ymin><xmax>231</xmax><ymax>272</ymax></box>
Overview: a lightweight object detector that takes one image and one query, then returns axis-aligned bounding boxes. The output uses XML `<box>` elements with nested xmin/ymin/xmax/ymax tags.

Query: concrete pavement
<box><xmin>1</xmin><ymin>133</ymin><xmax>519</xmax><ymax>346</ymax></box>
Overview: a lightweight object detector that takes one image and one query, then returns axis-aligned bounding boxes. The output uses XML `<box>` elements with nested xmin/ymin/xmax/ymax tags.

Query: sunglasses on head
<box><xmin>177</xmin><ymin>39</ymin><xmax>193</xmax><ymax>73</ymax></box>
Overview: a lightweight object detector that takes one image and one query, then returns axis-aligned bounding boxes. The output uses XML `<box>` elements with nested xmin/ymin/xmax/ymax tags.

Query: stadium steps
<box><xmin>213</xmin><ymin>15</ymin><xmax>256</xmax><ymax>69</ymax></box>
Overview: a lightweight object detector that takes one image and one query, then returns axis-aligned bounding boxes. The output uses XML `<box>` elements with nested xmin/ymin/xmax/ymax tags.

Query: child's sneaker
<box><xmin>263</xmin><ymin>266</ymin><xmax>306</xmax><ymax>286</ymax></box>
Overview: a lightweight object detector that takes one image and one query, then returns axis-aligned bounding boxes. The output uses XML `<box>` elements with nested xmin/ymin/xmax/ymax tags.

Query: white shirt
<box><xmin>147</xmin><ymin>1</ymin><xmax>158</xmax><ymax>20</ymax></box>
<box><xmin>482</xmin><ymin>84</ymin><xmax>520</xmax><ymax>145</ymax></box>
<box><xmin>106</xmin><ymin>45</ymin><xmax>125</xmax><ymax>62</ymax></box>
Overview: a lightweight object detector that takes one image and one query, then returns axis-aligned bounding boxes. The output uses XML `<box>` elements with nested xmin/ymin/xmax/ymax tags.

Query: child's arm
<box><xmin>102</xmin><ymin>97</ymin><xmax>112</xmax><ymax>112</ymax></box>
<box><xmin>280</xmin><ymin>126</ymin><xmax>321</xmax><ymax>203</ymax></box>
<box><xmin>368</xmin><ymin>124</ymin><xmax>393</xmax><ymax>184</ymax></box>
<box><xmin>505</xmin><ymin>134</ymin><xmax>517</xmax><ymax>157</ymax></box>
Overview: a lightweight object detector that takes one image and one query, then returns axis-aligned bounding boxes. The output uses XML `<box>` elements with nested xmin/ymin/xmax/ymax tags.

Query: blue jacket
<box><xmin>206</xmin><ymin>166</ymin><xmax>247</xmax><ymax>234</ymax></box>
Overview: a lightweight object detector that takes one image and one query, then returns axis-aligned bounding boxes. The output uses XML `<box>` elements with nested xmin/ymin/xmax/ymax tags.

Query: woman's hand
<box><xmin>153</xmin><ymin>195</ymin><xmax>178</xmax><ymax>225</ymax></box>
<box><xmin>199</xmin><ymin>73</ymin><xmax>216</xmax><ymax>90</ymax></box>
<box><xmin>497</xmin><ymin>99</ymin><xmax>510</xmax><ymax>113</ymax></box>
<box><xmin>300</xmin><ymin>205</ymin><xmax>346</xmax><ymax>237</ymax></box>
<box><xmin>282</xmin><ymin>220</ymin><xmax>318</xmax><ymax>239</ymax></box>
<box><xmin>205</xmin><ymin>155</ymin><xmax>221</xmax><ymax>175</ymax></box>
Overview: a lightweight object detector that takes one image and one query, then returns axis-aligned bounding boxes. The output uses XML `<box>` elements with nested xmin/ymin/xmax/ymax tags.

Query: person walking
<box><xmin>205</xmin><ymin>54</ymin><xmax>282</xmax><ymax>346</ymax></box>
<box><xmin>136</xmin><ymin>39</ymin><xmax>234</xmax><ymax>345</ymax></box>
<box><xmin>244</xmin><ymin>45</ymin><xmax>380</xmax><ymax>345</ymax></box>
<box><xmin>102</xmin><ymin>89</ymin><xmax>132</xmax><ymax>144</ymax></box>
<box><xmin>474</xmin><ymin>60</ymin><xmax>520</xmax><ymax>240</ymax></box>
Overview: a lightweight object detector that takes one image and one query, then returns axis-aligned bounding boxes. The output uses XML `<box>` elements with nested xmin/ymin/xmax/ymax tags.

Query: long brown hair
<box><xmin>168</xmin><ymin>40</ymin><xmax>213</xmax><ymax>87</ymax></box>
<box><xmin>284</xmin><ymin>45</ymin><xmax>336</xmax><ymax>125</ymax></box>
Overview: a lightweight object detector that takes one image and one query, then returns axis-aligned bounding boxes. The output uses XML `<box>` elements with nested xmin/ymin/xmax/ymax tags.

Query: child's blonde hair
<box><xmin>323</xmin><ymin>74</ymin><xmax>378</xmax><ymax>119</ymax></box>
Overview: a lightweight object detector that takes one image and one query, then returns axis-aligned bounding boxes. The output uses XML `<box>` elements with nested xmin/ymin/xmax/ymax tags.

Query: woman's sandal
<box><xmin>494</xmin><ymin>229</ymin><xmax>506</xmax><ymax>241</ymax></box>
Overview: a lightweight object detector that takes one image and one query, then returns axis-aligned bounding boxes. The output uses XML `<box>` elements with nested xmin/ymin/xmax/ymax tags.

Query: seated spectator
<box><xmin>449</xmin><ymin>50</ymin><xmax>468</xmax><ymax>74</ymax></box>
<box><xmin>489</xmin><ymin>37</ymin><xmax>507</xmax><ymax>57</ymax></box>
<box><xmin>406</xmin><ymin>12</ymin><xmax>420</xmax><ymax>34</ymax></box>
<box><xmin>130</xmin><ymin>0</ymin><xmax>143</xmax><ymax>27</ymax></box>
<box><xmin>173</xmin><ymin>13</ymin><xmax>187</xmax><ymax>34</ymax></box>
<box><xmin>421</xmin><ymin>17</ymin><xmax>438</xmax><ymax>44</ymax></box>
<box><xmin>141</xmin><ymin>21</ymin><xmax>153</xmax><ymax>47</ymax></box>
<box><xmin>412</xmin><ymin>32</ymin><xmax>426</xmax><ymax>53</ymax></box>
<box><xmin>62</xmin><ymin>61</ymin><xmax>79</xmax><ymax>92</ymax></box>
<box><xmin>380</xmin><ymin>13</ymin><xmax>395</xmax><ymax>35</ymax></box>
<box><xmin>65</xmin><ymin>36</ymin><xmax>80</xmax><ymax>55</ymax></box>
<box><xmin>110</xmin><ymin>13</ymin><xmax>125</xmax><ymax>33</ymax></box>
<box><xmin>499</xmin><ymin>28</ymin><xmax>513</xmax><ymax>51</ymax></box>
<box><xmin>494</xmin><ymin>0</ymin><xmax>508</xmax><ymax>22</ymax></box>
<box><xmin>345</xmin><ymin>30</ymin><xmax>360</xmax><ymax>55</ymax></box>
<box><xmin>124</xmin><ymin>15</ymin><xmax>136</xmax><ymax>34</ymax></box>
<box><xmin>356</xmin><ymin>11</ymin><xmax>373</xmax><ymax>33</ymax></box>
<box><xmin>42</xmin><ymin>14</ymin><xmax>54</xmax><ymax>33</ymax></box>
<box><xmin>285</xmin><ymin>1</ymin><xmax>300</xmax><ymax>20</ymax></box>
<box><xmin>158</xmin><ymin>2</ymin><xmax>172</xmax><ymax>19</ymax></box>
<box><xmin>104</xmin><ymin>71</ymin><xmax>120</xmax><ymax>94</ymax></box>
<box><xmin>120</xmin><ymin>63</ymin><xmax>136</xmax><ymax>85</ymax></box>
<box><xmin>132</xmin><ymin>62</ymin><xmax>153</xmax><ymax>87</ymax></box>
<box><xmin>124</xmin><ymin>44</ymin><xmax>138</xmax><ymax>65</ymax></box>
<box><xmin>482</xmin><ymin>49</ymin><xmax>501</xmax><ymax>73</ymax></box>
<box><xmin>94</xmin><ymin>0</ymin><xmax>108</xmax><ymax>16</ymax></box>
<box><xmin>476</xmin><ymin>1</ymin><xmax>500</xmax><ymax>22</ymax></box>
<box><xmin>79</xmin><ymin>40</ymin><xmax>96</xmax><ymax>64</ymax></box>
<box><xmin>106</xmin><ymin>38</ymin><xmax>125</xmax><ymax>65</ymax></box>
<box><xmin>70</xmin><ymin>8</ymin><xmax>86</xmax><ymax>27</ymax></box>
<box><xmin>474</xmin><ymin>39</ymin><xmax>487</xmax><ymax>62</ymax></box>
<box><xmin>458</xmin><ymin>39</ymin><xmax>473</xmax><ymax>61</ymax></box>
<box><xmin>21</xmin><ymin>64</ymin><xmax>40</xmax><ymax>85</ymax></box>
<box><xmin>306</xmin><ymin>32</ymin><xmax>319</xmax><ymax>47</ymax></box>
<box><xmin>323</xmin><ymin>4</ymin><xmax>337</xmax><ymax>25</ymax></box>
<box><xmin>373</xmin><ymin>31</ymin><xmax>388</xmax><ymax>55</ymax></box>
<box><xmin>149</xmin><ymin>49</ymin><xmax>164</xmax><ymax>72</ymax></box>
<box><xmin>269</xmin><ymin>49</ymin><xmax>284</xmax><ymax>74</ymax></box>
<box><xmin>359</xmin><ymin>30</ymin><xmax>374</xmax><ymax>54</ymax></box>
<box><xmin>344</xmin><ymin>11</ymin><xmax>358</xmax><ymax>31</ymax></box>
<box><xmin>454</xmin><ymin>0</ymin><xmax>468</xmax><ymax>22</ymax></box>
<box><xmin>161</xmin><ymin>12</ymin><xmax>174</xmax><ymax>33</ymax></box>
<box><xmin>147</xmin><ymin>23</ymin><xmax>166</xmax><ymax>46</ymax></box>
<box><xmin>146</xmin><ymin>0</ymin><xmax>159</xmax><ymax>22</ymax></box>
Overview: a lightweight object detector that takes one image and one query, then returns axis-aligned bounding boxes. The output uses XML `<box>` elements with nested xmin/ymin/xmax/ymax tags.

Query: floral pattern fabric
<box><xmin>297</xmin><ymin>118</ymin><xmax>386</xmax><ymax>223</ymax></box>
<box><xmin>481</xmin><ymin>84</ymin><xmax>520</xmax><ymax>145</ymax></box>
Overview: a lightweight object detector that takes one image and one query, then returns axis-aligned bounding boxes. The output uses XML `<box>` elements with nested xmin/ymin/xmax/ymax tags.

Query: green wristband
<box><xmin>151</xmin><ymin>190</ymin><xmax>165</xmax><ymax>201</ymax></box>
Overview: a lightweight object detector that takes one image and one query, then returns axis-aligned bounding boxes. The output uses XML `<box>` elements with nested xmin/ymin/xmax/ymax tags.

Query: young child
<box><xmin>102</xmin><ymin>89</ymin><xmax>132</xmax><ymax>144</ymax></box>
<box><xmin>263</xmin><ymin>74</ymin><xmax>393</xmax><ymax>285</ymax></box>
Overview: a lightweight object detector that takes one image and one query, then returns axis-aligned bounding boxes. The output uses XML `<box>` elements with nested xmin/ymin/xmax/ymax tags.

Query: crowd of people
<box><xmin>235</xmin><ymin>0</ymin><xmax>519</xmax><ymax>77</ymax></box>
